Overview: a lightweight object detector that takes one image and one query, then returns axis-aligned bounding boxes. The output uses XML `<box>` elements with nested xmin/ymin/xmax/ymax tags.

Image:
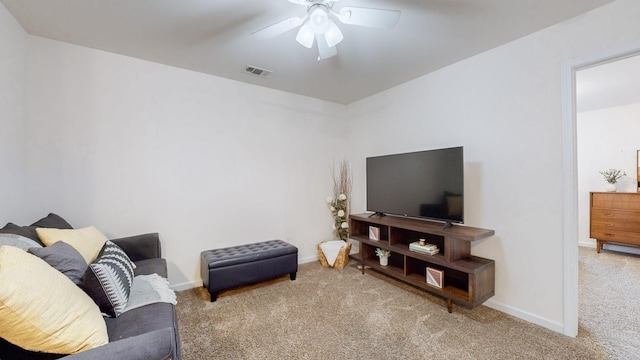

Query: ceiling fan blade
<box><xmin>337</xmin><ymin>7</ymin><xmax>401</xmax><ymax>28</ymax></box>
<box><xmin>316</xmin><ymin>34</ymin><xmax>337</xmax><ymax>60</ymax></box>
<box><xmin>251</xmin><ymin>17</ymin><xmax>304</xmax><ymax>40</ymax></box>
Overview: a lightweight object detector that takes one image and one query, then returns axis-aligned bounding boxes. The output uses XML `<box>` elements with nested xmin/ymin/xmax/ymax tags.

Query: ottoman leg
<box><xmin>210</xmin><ymin>292</ymin><xmax>218</xmax><ymax>302</ymax></box>
<box><xmin>290</xmin><ymin>272</ymin><xmax>297</xmax><ymax>281</ymax></box>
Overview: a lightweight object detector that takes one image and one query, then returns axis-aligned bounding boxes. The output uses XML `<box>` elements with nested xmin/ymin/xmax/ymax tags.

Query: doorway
<box><xmin>561</xmin><ymin>41</ymin><xmax>640</xmax><ymax>337</ymax></box>
<box><xmin>576</xmin><ymin>55</ymin><xmax>640</xmax><ymax>252</ymax></box>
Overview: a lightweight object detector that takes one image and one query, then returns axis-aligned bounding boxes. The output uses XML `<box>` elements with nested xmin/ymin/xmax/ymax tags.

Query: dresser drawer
<box><xmin>591</xmin><ymin>192</ymin><xmax>640</xmax><ymax>210</ymax></box>
<box><xmin>590</xmin><ymin>209</ymin><xmax>640</xmax><ymax>225</ymax></box>
<box><xmin>591</xmin><ymin>219</ymin><xmax>640</xmax><ymax>234</ymax></box>
<box><xmin>591</xmin><ymin>221</ymin><xmax>640</xmax><ymax>237</ymax></box>
<box><xmin>589</xmin><ymin>229</ymin><xmax>640</xmax><ymax>245</ymax></box>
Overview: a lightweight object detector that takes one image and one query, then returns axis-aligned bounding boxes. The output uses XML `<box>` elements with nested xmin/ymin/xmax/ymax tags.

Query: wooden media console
<box><xmin>349</xmin><ymin>213</ymin><xmax>495</xmax><ymax>313</ymax></box>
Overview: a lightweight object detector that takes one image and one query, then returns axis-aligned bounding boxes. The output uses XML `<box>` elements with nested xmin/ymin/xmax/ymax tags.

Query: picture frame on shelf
<box><xmin>369</xmin><ymin>226</ymin><xmax>380</xmax><ymax>241</ymax></box>
<box><xmin>426</xmin><ymin>267</ymin><xmax>443</xmax><ymax>288</ymax></box>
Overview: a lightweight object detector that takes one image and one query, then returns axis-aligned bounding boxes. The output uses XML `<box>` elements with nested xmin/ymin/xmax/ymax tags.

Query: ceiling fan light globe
<box><xmin>309</xmin><ymin>7</ymin><xmax>329</xmax><ymax>34</ymax></box>
<box><xmin>325</xmin><ymin>20</ymin><xmax>343</xmax><ymax>47</ymax></box>
<box><xmin>296</xmin><ymin>24</ymin><xmax>315</xmax><ymax>48</ymax></box>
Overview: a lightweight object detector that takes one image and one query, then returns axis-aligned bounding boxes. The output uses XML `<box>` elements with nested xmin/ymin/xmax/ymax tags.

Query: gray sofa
<box><xmin>0</xmin><ymin>215</ymin><xmax>181</xmax><ymax>360</ymax></box>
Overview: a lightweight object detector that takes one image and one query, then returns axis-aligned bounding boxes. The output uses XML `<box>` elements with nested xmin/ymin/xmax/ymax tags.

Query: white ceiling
<box><xmin>2</xmin><ymin>0</ymin><xmax>613</xmax><ymax>104</ymax></box>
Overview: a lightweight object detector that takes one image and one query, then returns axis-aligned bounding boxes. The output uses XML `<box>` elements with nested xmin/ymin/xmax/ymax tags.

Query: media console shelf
<box><xmin>349</xmin><ymin>213</ymin><xmax>495</xmax><ymax>313</ymax></box>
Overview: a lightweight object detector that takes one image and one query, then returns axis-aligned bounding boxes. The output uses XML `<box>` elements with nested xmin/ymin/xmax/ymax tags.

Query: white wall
<box><xmin>346</xmin><ymin>0</ymin><xmax>640</xmax><ymax>333</ymax></box>
<box><xmin>0</xmin><ymin>3</ymin><xmax>27</xmax><ymax>222</ymax></box>
<box><xmin>24</xmin><ymin>36</ymin><xmax>347</xmax><ymax>288</ymax></box>
<box><xmin>577</xmin><ymin>103</ymin><xmax>640</xmax><ymax>249</ymax></box>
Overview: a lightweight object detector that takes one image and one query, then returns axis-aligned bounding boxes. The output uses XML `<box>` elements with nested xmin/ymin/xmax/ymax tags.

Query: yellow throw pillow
<box><xmin>36</xmin><ymin>226</ymin><xmax>108</xmax><ymax>264</ymax></box>
<box><xmin>0</xmin><ymin>245</ymin><xmax>108</xmax><ymax>354</ymax></box>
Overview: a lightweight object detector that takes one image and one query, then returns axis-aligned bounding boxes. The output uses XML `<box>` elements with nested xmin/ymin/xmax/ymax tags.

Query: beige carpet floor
<box><xmin>175</xmin><ymin>248</ymin><xmax>638</xmax><ymax>359</ymax></box>
<box><xmin>578</xmin><ymin>247</ymin><xmax>640</xmax><ymax>359</ymax></box>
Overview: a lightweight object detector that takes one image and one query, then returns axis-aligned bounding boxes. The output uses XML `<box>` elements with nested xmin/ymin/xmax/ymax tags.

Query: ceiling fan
<box><xmin>252</xmin><ymin>0</ymin><xmax>401</xmax><ymax>60</ymax></box>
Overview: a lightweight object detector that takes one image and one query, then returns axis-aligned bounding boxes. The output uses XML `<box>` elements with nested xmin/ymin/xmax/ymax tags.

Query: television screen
<box><xmin>366</xmin><ymin>147</ymin><xmax>464</xmax><ymax>223</ymax></box>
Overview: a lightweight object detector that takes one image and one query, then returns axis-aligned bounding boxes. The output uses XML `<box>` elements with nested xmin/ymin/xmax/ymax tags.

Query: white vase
<box><xmin>605</xmin><ymin>183</ymin><xmax>617</xmax><ymax>192</ymax></box>
<box><xmin>379</xmin><ymin>257</ymin><xmax>388</xmax><ymax>266</ymax></box>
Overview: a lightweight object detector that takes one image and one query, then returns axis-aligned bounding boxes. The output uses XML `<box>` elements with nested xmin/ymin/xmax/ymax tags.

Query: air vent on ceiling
<box><xmin>243</xmin><ymin>65</ymin><xmax>272</xmax><ymax>78</ymax></box>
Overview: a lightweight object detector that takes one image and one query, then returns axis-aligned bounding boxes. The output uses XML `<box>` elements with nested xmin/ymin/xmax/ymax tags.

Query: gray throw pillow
<box><xmin>28</xmin><ymin>241</ymin><xmax>88</xmax><ymax>285</ymax></box>
<box><xmin>0</xmin><ymin>214</ymin><xmax>73</xmax><ymax>245</ymax></box>
<box><xmin>0</xmin><ymin>233</ymin><xmax>43</xmax><ymax>251</ymax></box>
<box><xmin>31</xmin><ymin>213</ymin><xmax>74</xmax><ymax>229</ymax></box>
<box><xmin>0</xmin><ymin>223</ymin><xmax>42</xmax><ymax>243</ymax></box>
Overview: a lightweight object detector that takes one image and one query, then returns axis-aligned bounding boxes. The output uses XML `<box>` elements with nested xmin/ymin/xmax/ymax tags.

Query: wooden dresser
<box><xmin>590</xmin><ymin>192</ymin><xmax>640</xmax><ymax>252</ymax></box>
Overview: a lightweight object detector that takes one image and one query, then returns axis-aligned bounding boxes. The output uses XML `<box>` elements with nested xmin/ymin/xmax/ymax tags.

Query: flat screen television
<box><xmin>366</xmin><ymin>146</ymin><xmax>464</xmax><ymax>224</ymax></box>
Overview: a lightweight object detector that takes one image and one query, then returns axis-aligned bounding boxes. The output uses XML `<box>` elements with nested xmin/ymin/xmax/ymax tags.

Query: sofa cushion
<box><xmin>133</xmin><ymin>258</ymin><xmax>168</xmax><ymax>278</ymax></box>
<box><xmin>62</xmin><ymin>327</ymin><xmax>177</xmax><ymax>360</ymax></box>
<box><xmin>0</xmin><ymin>246</ymin><xmax>108</xmax><ymax>354</ymax></box>
<box><xmin>105</xmin><ymin>303</ymin><xmax>177</xmax><ymax>342</ymax></box>
<box><xmin>83</xmin><ymin>241</ymin><xmax>134</xmax><ymax>317</ymax></box>
<box><xmin>0</xmin><ymin>233</ymin><xmax>42</xmax><ymax>251</ymax></box>
<box><xmin>111</xmin><ymin>233</ymin><xmax>161</xmax><ymax>262</ymax></box>
<box><xmin>37</xmin><ymin>226</ymin><xmax>108</xmax><ymax>264</ymax></box>
<box><xmin>28</xmin><ymin>241</ymin><xmax>88</xmax><ymax>285</ymax></box>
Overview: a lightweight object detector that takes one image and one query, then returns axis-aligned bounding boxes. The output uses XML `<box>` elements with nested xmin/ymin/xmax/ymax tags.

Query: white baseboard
<box><xmin>171</xmin><ymin>280</ymin><xmax>202</xmax><ymax>292</ymax></box>
<box><xmin>299</xmin><ymin>254</ymin><xmax>320</xmax><ymax>264</ymax></box>
<box><xmin>483</xmin><ymin>299</ymin><xmax>564</xmax><ymax>334</ymax></box>
<box><xmin>578</xmin><ymin>241</ymin><xmax>596</xmax><ymax>248</ymax></box>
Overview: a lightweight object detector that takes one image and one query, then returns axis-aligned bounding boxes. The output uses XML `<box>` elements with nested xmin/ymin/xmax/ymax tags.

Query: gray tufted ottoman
<box><xmin>200</xmin><ymin>239</ymin><xmax>298</xmax><ymax>302</ymax></box>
